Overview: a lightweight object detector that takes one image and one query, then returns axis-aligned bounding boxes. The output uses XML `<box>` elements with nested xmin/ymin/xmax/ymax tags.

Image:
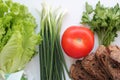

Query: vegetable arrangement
<box><xmin>69</xmin><ymin>1</ymin><xmax>120</xmax><ymax>80</ymax></box>
<box><xmin>81</xmin><ymin>2</ymin><xmax>120</xmax><ymax>46</ymax></box>
<box><xmin>0</xmin><ymin>0</ymin><xmax>41</xmax><ymax>74</ymax></box>
<box><xmin>62</xmin><ymin>26</ymin><xmax>94</xmax><ymax>59</ymax></box>
<box><xmin>39</xmin><ymin>3</ymin><xmax>68</xmax><ymax>80</ymax></box>
<box><xmin>0</xmin><ymin>0</ymin><xmax>119</xmax><ymax>80</ymax></box>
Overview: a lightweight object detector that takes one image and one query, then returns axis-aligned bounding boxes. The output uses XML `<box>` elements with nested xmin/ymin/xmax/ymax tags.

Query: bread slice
<box><xmin>70</xmin><ymin>45</ymin><xmax>120</xmax><ymax>80</ymax></box>
<box><xmin>107</xmin><ymin>45</ymin><xmax>120</xmax><ymax>80</ymax></box>
<box><xmin>108</xmin><ymin>45</ymin><xmax>120</xmax><ymax>63</ymax></box>
<box><xmin>81</xmin><ymin>53</ymin><xmax>110</xmax><ymax>80</ymax></box>
<box><xmin>70</xmin><ymin>60</ymin><xmax>96</xmax><ymax>80</ymax></box>
<box><xmin>95</xmin><ymin>45</ymin><xmax>120</xmax><ymax>80</ymax></box>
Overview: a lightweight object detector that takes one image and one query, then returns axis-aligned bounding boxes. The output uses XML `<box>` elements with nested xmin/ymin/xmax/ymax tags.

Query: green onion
<box><xmin>39</xmin><ymin>2</ymin><xmax>69</xmax><ymax>80</ymax></box>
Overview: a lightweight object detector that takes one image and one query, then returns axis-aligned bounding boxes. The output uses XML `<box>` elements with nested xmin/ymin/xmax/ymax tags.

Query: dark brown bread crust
<box><xmin>95</xmin><ymin>45</ymin><xmax>120</xmax><ymax>80</ymax></box>
<box><xmin>70</xmin><ymin>60</ymin><xmax>96</xmax><ymax>80</ymax></box>
<box><xmin>81</xmin><ymin>53</ymin><xmax>110</xmax><ymax>80</ymax></box>
<box><xmin>95</xmin><ymin>45</ymin><xmax>113</xmax><ymax>80</ymax></box>
<box><xmin>108</xmin><ymin>45</ymin><xmax>120</xmax><ymax>63</ymax></box>
<box><xmin>107</xmin><ymin>45</ymin><xmax>120</xmax><ymax>80</ymax></box>
<box><xmin>70</xmin><ymin>45</ymin><xmax>120</xmax><ymax>80</ymax></box>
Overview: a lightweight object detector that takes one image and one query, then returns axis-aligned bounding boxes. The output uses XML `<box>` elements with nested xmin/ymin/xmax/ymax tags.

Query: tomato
<box><xmin>61</xmin><ymin>26</ymin><xmax>94</xmax><ymax>59</ymax></box>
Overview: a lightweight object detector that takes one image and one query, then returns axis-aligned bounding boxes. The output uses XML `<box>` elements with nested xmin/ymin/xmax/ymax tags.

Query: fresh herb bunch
<box><xmin>81</xmin><ymin>1</ymin><xmax>120</xmax><ymax>46</ymax></box>
<box><xmin>39</xmin><ymin>3</ymin><xmax>68</xmax><ymax>80</ymax></box>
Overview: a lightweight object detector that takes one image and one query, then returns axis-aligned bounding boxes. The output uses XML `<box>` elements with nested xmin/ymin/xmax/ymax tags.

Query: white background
<box><xmin>13</xmin><ymin>0</ymin><xmax>120</xmax><ymax>80</ymax></box>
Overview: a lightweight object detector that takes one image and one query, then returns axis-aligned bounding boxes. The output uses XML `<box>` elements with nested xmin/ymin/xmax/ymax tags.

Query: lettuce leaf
<box><xmin>0</xmin><ymin>0</ymin><xmax>41</xmax><ymax>73</ymax></box>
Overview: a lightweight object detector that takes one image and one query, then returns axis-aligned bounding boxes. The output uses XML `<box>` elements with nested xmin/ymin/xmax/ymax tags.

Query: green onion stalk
<box><xmin>39</xmin><ymin>3</ymin><xmax>69</xmax><ymax>80</ymax></box>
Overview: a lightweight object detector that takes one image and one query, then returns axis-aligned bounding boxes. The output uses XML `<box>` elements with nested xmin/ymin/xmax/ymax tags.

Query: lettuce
<box><xmin>0</xmin><ymin>0</ymin><xmax>41</xmax><ymax>73</ymax></box>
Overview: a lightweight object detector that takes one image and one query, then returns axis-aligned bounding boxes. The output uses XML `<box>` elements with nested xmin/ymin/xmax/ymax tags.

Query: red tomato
<box><xmin>61</xmin><ymin>26</ymin><xmax>94</xmax><ymax>59</ymax></box>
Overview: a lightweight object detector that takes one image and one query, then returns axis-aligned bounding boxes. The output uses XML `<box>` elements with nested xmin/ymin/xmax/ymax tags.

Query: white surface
<box><xmin>7</xmin><ymin>71</ymin><xmax>24</xmax><ymax>80</ymax></box>
<box><xmin>12</xmin><ymin>0</ymin><xmax>120</xmax><ymax>80</ymax></box>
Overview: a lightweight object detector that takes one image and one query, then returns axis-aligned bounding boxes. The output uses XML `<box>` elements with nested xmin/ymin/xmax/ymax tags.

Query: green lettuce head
<box><xmin>0</xmin><ymin>0</ymin><xmax>41</xmax><ymax>73</ymax></box>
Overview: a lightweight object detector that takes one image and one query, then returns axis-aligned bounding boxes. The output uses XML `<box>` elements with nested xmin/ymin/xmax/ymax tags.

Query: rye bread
<box><xmin>70</xmin><ymin>45</ymin><xmax>120</xmax><ymax>80</ymax></box>
<box><xmin>107</xmin><ymin>45</ymin><xmax>120</xmax><ymax>80</ymax></box>
<box><xmin>108</xmin><ymin>45</ymin><xmax>120</xmax><ymax>63</ymax></box>
<box><xmin>81</xmin><ymin>53</ymin><xmax>110</xmax><ymax>80</ymax></box>
<box><xmin>70</xmin><ymin>60</ymin><xmax>96</xmax><ymax>80</ymax></box>
<box><xmin>95</xmin><ymin>45</ymin><xmax>113</xmax><ymax>79</ymax></box>
<box><xmin>95</xmin><ymin>45</ymin><xmax>120</xmax><ymax>80</ymax></box>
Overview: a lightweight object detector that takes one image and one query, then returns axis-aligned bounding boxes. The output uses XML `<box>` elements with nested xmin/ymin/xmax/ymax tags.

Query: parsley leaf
<box><xmin>81</xmin><ymin>2</ymin><xmax>120</xmax><ymax>46</ymax></box>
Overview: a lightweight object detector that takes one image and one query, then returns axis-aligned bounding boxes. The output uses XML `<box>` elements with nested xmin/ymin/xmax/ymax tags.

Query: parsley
<box><xmin>81</xmin><ymin>1</ymin><xmax>120</xmax><ymax>46</ymax></box>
